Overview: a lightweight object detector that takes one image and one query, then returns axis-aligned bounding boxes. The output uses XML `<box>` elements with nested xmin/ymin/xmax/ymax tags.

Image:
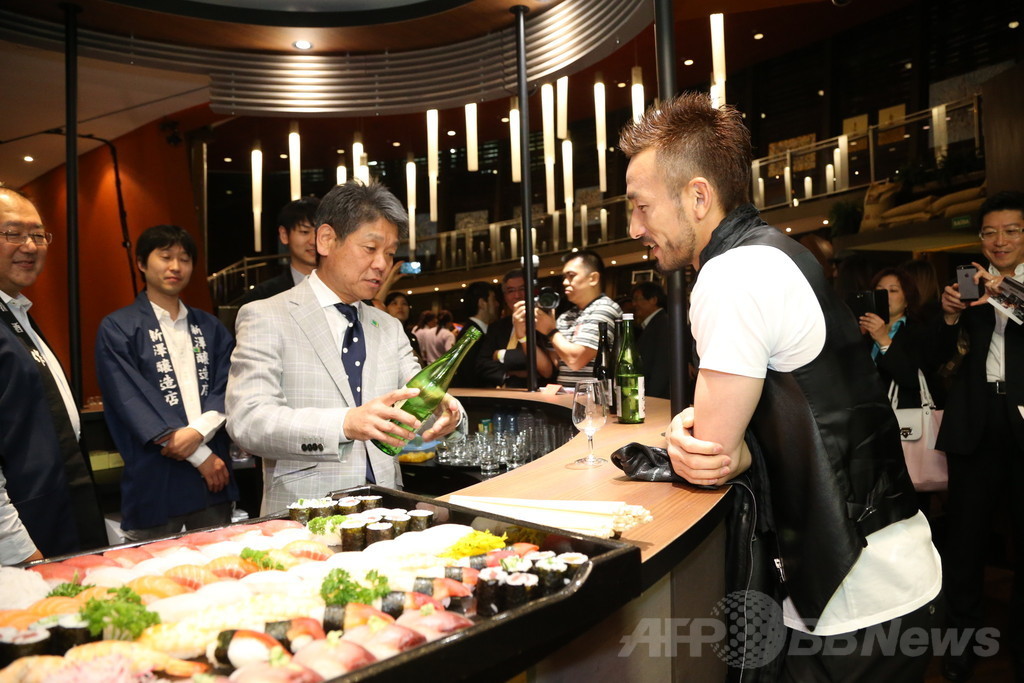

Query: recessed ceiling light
<box><xmin>392</xmin><ymin>141</ymin><xmax>401</xmax><ymax>147</ymax></box>
<box><xmin>753</xmin><ymin>32</ymin><xmax>764</xmax><ymax>40</ymax></box>
<box><xmin>406</xmin><ymin>290</ymin><xmax>412</xmax><ymax>295</ymax></box>
<box><xmin>226</xmin><ymin>190</ymin><xmax>233</xmax><ymax>195</ymax></box>
<box><xmin>683</xmin><ymin>59</ymin><xmax>694</xmax><ymax>66</ymax></box>
<box><xmin>785</xmin><ymin>227</ymin><xmax>792</xmax><ymax>233</ymax></box>
<box><xmin>500</xmin><ymin>117</ymin><xmax>509</xmax><ymax>123</ymax></box>
<box><xmin>1010</xmin><ymin>20</ymin><xmax>1020</xmax><ymax>29</ymax></box>
<box><xmin>491</xmin><ymin>279</ymin><xmax>498</xmax><ymax>284</ymax></box>
<box><xmin>817</xmin><ymin>90</ymin><xmax>825</xmax><ymax>96</ymax></box>
<box><xmin>434</xmin><ymin>287</ymin><xmax>439</xmax><ymax>292</ymax></box>
<box><xmin>446</xmin><ymin>130</ymin><xmax>456</xmax><ymax>137</ymax></box>
<box><xmin>904</xmin><ymin>62</ymin><xmax>913</xmax><ymax>70</ymax></box>
<box><xmin>223</xmin><ymin>157</ymin><xmax>233</xmax><ymax>163</ymax></box>
<box><xmin>459</xmin><ymin>298</ymin><xmax>464</xmax><ymax>303</ymax></box>
<box><xmin>761</xmin><ymin>113</ymin><xmax>767</xmax><ymax>119</ymax></box>
<box><xmin>368</xmin><ymin>161</ymin><xmax>378</xmax><ymax>166</ymax></box>
<box><xmin>822</xmin><ymin>219</ymin><xmax>830</xmax><ymax>225</ymax></box>
<box><xmin>571</xmin><ymin>247</ymin><xmax>578</xmax><ymax>253</ymax></box>
<box><xmin>642</xmin><ymin>254</ymin><xmax>648</xmax><ymax>259</ymax></box>
<box><xmin>293</xmin><ymin>40</ymin><xmax>313</xmax><ymax>50</ymax></box>
<box><xmin>549</xmin><ymin>270</ymin><xmax>555</xmax><ymax>275</ymax></box>
<box><xmin>336</xmin><ymin>149</ymin><xmax>344</xmax><ymax>154</ymax></box>
<box><xmin>617</xmin><ymin>82</ymin><xmax>627</xmax><ymax>88</ymax></box>
<box><xmin>22</xmin><ymin>156</ymin><xmax>33</xmax><ymax>163</ymax></box>
<box><xmin>449</xmin><ymin>148</ymin><xmax>456</xmax><ymax>153</ymax></box>
<box><xmin>279</xmin><ymin>153</ymin><xmax>288</xmax><ymax>159</ymax></box>
<box><xmin>461</xmin><ymin>283</ymin><xmax>467</xmax><ymax>287</ymax></box>
<box><xmin>610</xmin><ymin>260</ymin><xmax>617</xmax><ymax>265</ymax></box>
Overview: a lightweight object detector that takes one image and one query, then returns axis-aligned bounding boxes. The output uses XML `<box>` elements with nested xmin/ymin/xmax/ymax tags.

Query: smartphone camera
<box><xmin>846</xmin><ymin>289</ymin><xmax>889</xmax><ymax>318</ymax></box>
<box><xmin>535</xmin><ymin>286</ymin><xmax>561</xmax><ymax>310</ymax></box>
<box><xmin>956</xmin><ymin>265</ymin><xmax>982</xmax><ymax>302</ymax></box>
<box><xmin>399</xmin><ymin>261</ymin><xmax>422</xmax><ymax>275</ymax></box>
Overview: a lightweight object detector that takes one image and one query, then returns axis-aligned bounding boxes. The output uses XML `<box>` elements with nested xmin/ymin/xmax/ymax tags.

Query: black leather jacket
<box><xmin>698</xmin><ymin>204</ymin><xmax>919</xmax><ymax>629</ymax></box>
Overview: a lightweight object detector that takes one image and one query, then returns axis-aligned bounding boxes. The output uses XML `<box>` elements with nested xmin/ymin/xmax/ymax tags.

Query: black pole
<box><xmin>63</xmin><ymin>3</ymin><xmax>82</xmax><ymax>405</ymax></box>
<box><xmin>653</xmin><ymin>0</ymin><xmax>691</xmax><ymax>413</ymax></box>
<box><xmin>512</xmin><ymin>5</ymin><xmax>539</xmax><ymax>392</ymax></box>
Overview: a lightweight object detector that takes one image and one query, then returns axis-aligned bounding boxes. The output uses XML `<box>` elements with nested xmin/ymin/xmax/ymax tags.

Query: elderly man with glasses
<box><xmin>935</xmin><ymin>190</ymin><xmax>1024</xmax><ymax>681</ymax></box>
<box><xmin>0</xmin><ymin>188</ymin><xmax>105</xmax><ymax>564</ymax></box>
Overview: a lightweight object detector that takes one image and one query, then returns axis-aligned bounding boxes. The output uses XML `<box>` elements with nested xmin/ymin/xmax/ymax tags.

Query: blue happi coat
<box><xmin>95</xmin><ymin>292</ymin><xmax>238</xmax><ymax>530</ymax></box>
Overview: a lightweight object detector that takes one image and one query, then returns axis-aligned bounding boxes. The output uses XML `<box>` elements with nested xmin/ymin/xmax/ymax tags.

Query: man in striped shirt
<box><xmin>534</xmin><ymin>250</ymin><xmax>622</xmax><ymax>388</ymax></box>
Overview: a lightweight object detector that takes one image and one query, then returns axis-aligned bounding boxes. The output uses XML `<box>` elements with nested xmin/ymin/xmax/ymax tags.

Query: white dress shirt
<box><xmin>985</xmin><ymin>262</ymin><xmax>1024</xmax><ymax>382</ymax></box>
<box><xmin>149</xmin><ymin>300</ymin><xmax>225</xmax><ymax>467</ymax></box>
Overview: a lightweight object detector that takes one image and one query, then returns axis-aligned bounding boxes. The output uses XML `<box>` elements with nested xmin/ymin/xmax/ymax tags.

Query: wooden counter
<box><xmin>448</xmin><ymin>389</ymin><xmax>730</xmax><ymax>585</ymax></box>
<box><xmin>448</xmin><ymin>389</ymin><xmax>731</xmax><ymax>682</ymax></box>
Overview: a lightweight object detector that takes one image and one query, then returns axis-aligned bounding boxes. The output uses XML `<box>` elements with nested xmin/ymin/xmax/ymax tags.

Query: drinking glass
<box><xmin>571</xmin><ymin>379</ymin><xmax>608</xmax><ymax>467</ymax></box>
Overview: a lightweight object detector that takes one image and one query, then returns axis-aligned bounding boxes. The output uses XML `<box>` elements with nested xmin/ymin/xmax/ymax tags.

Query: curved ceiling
<box><xmin>0</xmin><ymin>0</ymin><xmax>917</xmax><ymax>188</ymax></box>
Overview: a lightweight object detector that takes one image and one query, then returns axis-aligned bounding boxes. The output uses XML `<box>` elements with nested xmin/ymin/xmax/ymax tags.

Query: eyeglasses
<box><xmin>979</xmin><ymin>226</ymin><xmax>1023</xmax><ymax>242</ymax></box>
<box><xmin>2</xmin><ymin>231</ymin><xmax>53</xmax><ymax>246</ymax></box>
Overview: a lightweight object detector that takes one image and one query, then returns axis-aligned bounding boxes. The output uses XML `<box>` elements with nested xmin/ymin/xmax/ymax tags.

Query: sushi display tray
<box><xmin>319</xmin><ymin>485</ymin><xmax>643</xmax><ymax>682</ymax></box>
<box><xmin>17</xmin><ymin>486</ymin><xmax>641</xmax><ymax>683</ymax></box>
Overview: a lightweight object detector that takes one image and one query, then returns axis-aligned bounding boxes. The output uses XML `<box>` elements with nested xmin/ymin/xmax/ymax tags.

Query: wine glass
<box><xmin>571</xmin><ymin>379</ymin><xmax>608</xmax><ymax>467</ymax></box>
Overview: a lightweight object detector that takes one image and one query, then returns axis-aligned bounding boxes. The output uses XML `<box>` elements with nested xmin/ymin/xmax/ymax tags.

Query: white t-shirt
<box><xmin>691</xmin><ymin>244</ymin><xmax>941</xmax><ymax>636</ymax></box>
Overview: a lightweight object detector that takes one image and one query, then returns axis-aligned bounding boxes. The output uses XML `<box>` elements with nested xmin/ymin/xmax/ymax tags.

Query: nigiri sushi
<box><xmin>290</xmin><ymin>635</ymin><xmax>376</xmax><ymax>678</ymax></box>
<box><xmin>341</xmin><ymin>620</ymin><xmax>425</xmax><ymax>660</ymax></box>
<box><xmin>395</xmin><ymin>607</ymin><xmax>474</xmax><ymax>641</ymax></box>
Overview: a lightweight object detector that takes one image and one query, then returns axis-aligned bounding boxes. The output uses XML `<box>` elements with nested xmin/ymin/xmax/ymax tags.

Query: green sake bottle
<box><xmin>372</xmin><ymin>324</ymin><xmax>482</xmax><ymax>456</ymax></box>
<box><xmin>615</xmin><ymin>313</ymin><xmax>645</xmax><ymax>424</ymax></box>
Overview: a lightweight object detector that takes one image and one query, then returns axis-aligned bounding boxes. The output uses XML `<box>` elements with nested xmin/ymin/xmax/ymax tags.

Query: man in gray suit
<box><xmin>227</xmin><ymin>181</ymin><xmax>466</xmax><ymax>514</ymax></box>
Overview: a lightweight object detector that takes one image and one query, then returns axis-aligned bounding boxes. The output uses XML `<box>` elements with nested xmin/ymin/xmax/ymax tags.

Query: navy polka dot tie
<box><xmin>335</xmin><ymin>302</ymin><xmax>375</xmax><ymax>483</ymax></box>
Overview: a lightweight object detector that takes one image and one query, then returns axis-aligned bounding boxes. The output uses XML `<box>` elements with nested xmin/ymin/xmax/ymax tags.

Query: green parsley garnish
<box><xmin>320</xmin><ymin>568</ymin><xmax>390</xmax><ymax>606</ymax></box>
<box><xmin>47</xmin><ymin>582</ymin><xmax>93</xmax><ymax>598</ymax></box>
<box><xmin>241</xmin><ymin>547</ymin><xmax>285</xmax><ymax>571</ymax></box>
<box><xmin>79</xmin><ymin>587</ymin><xmax>159</xmax><ymax>639</ymax></box>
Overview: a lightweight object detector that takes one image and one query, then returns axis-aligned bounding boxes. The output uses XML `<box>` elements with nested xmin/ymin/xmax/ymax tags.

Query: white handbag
<box><xmin>889</xmin><ymin>370</ymin><xmax>947</xmax><ymax>491</ymax></box>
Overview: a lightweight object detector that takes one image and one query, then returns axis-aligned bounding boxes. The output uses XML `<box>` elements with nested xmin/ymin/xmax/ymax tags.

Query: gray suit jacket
<box><xmin>227</xmin><ymin>278</ymin><xmax>436</xmax><ymax>514</ymax></box>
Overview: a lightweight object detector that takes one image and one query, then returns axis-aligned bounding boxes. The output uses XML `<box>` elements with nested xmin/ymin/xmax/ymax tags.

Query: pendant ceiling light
<box><xmin>631</xmin><ymin>66</ymin><xmax>644</xmax><ymax>123</ymax></box>
<box><xmin>509</xmin><ymin>97</ymin><xmax>521</xmax><ymax>184</ymax></box>
<box><xmin>556</xmin><ymin>76</ymin><xmax>569</xmax><ymax>140</ymax></box>
<box><xmin>562</xmin><ymin>138</ymin><xmax>574</xmax><ymax>244</ymax></box>
<box><xmin>426</xmin><ymin>108</ymin><xmax>439</xmax><ymax>221</ymax></box>
<box><xmin>541</xmin><ymin>83</ymin><xmax>556</xmax><ymax>214</ymax></box>
<box><xmin>406</xmin><ymin>155</ymin><xmax>417</xmax><ymax>255</ymax></box>
<box><xmin>710</xmin><ymin>13</ymin><xmax>727</xmax><ymax>108</ymax></box>
<box><xmin>251</xmin><ymin>145</ymin><xmax>263</xmax><ymax>252</ymax></box>
<box><xmin>288</xmin><ymin>121</ymin><xmax>301</xmax><ymax>200</ymax></box>
<box><xmin>465</xmin><ymin>103</ymin><xmax>478</xmax><ymax>172</ymax></box>
<box><xmin>594</xmin><ymin>77</ymin><xmax>607</xmax><ymax>193</ymax></box>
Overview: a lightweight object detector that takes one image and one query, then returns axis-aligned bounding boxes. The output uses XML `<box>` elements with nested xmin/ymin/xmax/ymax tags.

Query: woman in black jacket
<box><xmin>859</xmin><ymin>266</ymin><xmax>931</xmax><ymax>408</ymax></box>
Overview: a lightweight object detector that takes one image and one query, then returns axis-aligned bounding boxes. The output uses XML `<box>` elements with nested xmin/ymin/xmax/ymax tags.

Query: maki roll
<box><xmin>364</xmin><ymin>522</ymin><xmax>394</xmax><ymax>546</ymax></box>
<box><xmin>475</xmin><ymin>567</ymin><xmax>507</xmax><ymax>617</ymax></box>
<box><xmin>407</xmin><ymin>509</ymin><xmax>433</xmax><ymax>531</ymax></box>
<box><xmin>340</xmin><ymin>519</ymin><xmax>366</xmax><ymax>552</ymax></box>
<box><xmin>466</xmin><ymin>554</ymin><xmax>490</xmax><ymax>570</ymax></box>
<box><xmin>358</xmin><ymin>495</ymin><xmax>383</xmax><ymax>511</ymax></box>
<box><xmin>503</xmin><ymin>572</ymin><xmax>538</xmax><ymax>610</ymax></box>
<box><xmin>499</xmin><ymin>556</ymin><xmax>532</xmax><ymax>574</ymax></box>
<box><xmin>308</xmin><ymin>497</ymin><xmax>336</xmax><ymax>519</ymax></box>
<box><xmin>286</xmin><ymin>500</ymin><xmax>311</xmax><ymax>524</ymax></box>
<box><xmin>533</xmin><ymin>558</ymin><xmax>569</xmax><ymax>596</ymax></box>
<box><xmin>0</xmin><ymin>627</ymin><xmax>51</xmax><ymax>667</ymax></box>
<box><xmin>334</xmin><ymin>497</ymin><xmax>361</xmax><ymax>516</ymax></box>
<box><xmin>523</xmin><ymin>550</ymin><xmax>556</xmax><ymax>564</ymax></box>
<box><xmin>556</xmin><ymin>552</ymin><xmax>589</xmax><ymax>580</ymax></box>
<box><xmin>49</xmin><ymin>614</ymin><xmax>99</xmax><ymax>654</ymax></box>
<box><xmin>384</xmin><ymin>513</ymin><xmax>410</xmax><ymax>536</ymax></box>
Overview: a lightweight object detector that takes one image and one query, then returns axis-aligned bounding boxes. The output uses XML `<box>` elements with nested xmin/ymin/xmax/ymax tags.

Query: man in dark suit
<box><xmin>452</xmin><ymin>280</ymin><xmax>499</xmax><ymax>387</ymax></box>
<box><xmin>0</xmin><ymin>188</ymin><xmax>105</xmax><ymax>563</ymax></box>
<box><xmin>241</xmin><ymin>196</ymin><xmax>320</xmax><ymax>304</ymax></box>
<box><xmin>632</xmin><ymin>281</ymin><xmax>671</xmax><ymax>399</ymax></box>
<box><xmin>474</xmin><ymin>269</ymin><xmax>554</xmax><ymax>388</ymax></box>
<box><xmin>936</xmin><ymin>191</ymin><xmax>1024</xmax><ymax>681</ymax></box>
